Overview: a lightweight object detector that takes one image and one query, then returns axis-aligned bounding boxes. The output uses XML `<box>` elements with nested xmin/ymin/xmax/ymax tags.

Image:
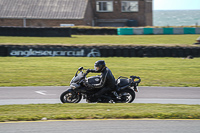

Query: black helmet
<box><xmin>94</xmin><ymin>60</ymin><xmax>106</xmax><ymax>72</ymax></box>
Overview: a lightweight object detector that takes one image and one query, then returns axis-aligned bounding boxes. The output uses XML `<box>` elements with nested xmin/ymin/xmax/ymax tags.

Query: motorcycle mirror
<box><xmin>78</xmin><ymin>67</ymin><xmax>83</xmax><ymax>71</ymax></box>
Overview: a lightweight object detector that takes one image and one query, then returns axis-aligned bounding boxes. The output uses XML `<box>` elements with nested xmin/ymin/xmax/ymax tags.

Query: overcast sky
<box><xmin>153</xmin><ymin>0</ymin><xmax>200</xmax><ymax>10</ymax></box>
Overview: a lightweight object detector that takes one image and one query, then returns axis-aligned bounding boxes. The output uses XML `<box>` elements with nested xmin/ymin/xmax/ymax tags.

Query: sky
<box><xmin>153</xmin><ymin>0</ymin><xmax>200</xmax><ymax>10</ymax></box>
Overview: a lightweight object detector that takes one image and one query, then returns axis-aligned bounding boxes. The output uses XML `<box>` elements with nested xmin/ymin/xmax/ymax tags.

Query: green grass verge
<box><xmin>0</xmin><ymin>35</ymin><xmax>200</xmax><ymax>47</ymax></box>
<box><xmin>0</xmin><ymin>57</ymin><xmax>200</xmax><ymax>87</ymax></box>
<box><xmin>0</xmin><ymin>103</ymin><xmax>200</xmax><ymax>122</ymax></box>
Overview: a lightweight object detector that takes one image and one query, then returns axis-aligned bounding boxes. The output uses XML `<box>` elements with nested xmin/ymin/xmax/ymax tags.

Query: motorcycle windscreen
<box><xmin>71</xmin><ymin>72</ymin><xmax>84</xmax><ymax>83</ymax></box>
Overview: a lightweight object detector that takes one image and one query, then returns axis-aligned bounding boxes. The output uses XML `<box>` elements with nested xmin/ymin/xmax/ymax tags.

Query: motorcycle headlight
<box><xmin>70</xmin><ymin>83</ymin><xmax>80</xmax><ymax>89</ymax></box>
<box><xmin>70</xmin><ymin>85</ymin><xmax>76</xmax><ymax>89</ymax></box>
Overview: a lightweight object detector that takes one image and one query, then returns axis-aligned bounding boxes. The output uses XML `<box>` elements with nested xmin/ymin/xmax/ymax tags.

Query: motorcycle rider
<box><xmin>85</xmin><ymin>60</ymin><xmax>116</xmax><ymax>101</ymax></box>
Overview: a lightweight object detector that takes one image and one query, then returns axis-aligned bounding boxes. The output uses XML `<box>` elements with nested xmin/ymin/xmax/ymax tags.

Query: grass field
<box><xmin>0</xmin><ymin>57</ymin><xmax>200</xmax><ymax>87</ymax></box>
<box><xmin>0</xmin><ymin>103</ymin><xmax>200</xmax><ymax>122</ymax></box>
<box><xmin>0</xmin><ymin>35</ymin><xmax>200</xmax><ymax>47</ymax></box>
<box><xmin>1</xmin><ymin>35</ymin><xmax>200</xmax><ymax>122</ymax></box>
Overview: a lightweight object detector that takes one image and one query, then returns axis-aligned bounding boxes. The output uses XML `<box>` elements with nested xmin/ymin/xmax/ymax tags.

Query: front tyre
<box><xmin>118</xmin><ymin>89</ymin><xmax>135</xmax><ymax>103</ymax></box>
<box><xmin>60</xmin><ymin>90</ymin><xmax>82</xmax><ymax>103</ymax></box>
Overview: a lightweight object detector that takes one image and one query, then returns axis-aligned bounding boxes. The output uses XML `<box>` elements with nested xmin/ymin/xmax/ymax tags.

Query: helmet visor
<box><xmin>94</xmin><ymin>66</ymin><xmax>100</xmax><ymax>71</ymax></box>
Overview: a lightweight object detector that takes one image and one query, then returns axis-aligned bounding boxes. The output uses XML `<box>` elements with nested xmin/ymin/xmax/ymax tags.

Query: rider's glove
<box><xmin>86</xmin><ymin>69</ymin><xmax>91</xmax><ymax>73</ymax></box>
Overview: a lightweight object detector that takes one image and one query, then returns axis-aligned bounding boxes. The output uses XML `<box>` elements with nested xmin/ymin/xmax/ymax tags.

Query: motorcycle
<box><xmin>60</xmin><ymin>67</ymin><xmax>141</xmax><ymax>103</ymax></box>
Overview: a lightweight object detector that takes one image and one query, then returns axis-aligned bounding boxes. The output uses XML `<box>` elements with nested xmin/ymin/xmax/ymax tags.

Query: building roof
<box><xmin>0</xmin><ymin>0</ymin><xmax>88</xmax><ymax>19</ymax></box>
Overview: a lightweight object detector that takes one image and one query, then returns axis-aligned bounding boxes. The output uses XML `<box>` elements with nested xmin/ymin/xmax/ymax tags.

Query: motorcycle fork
<box><xmin>82</xmin><ymin>94</ymin><xmax>87</xmax><ymax>99</ymax></box>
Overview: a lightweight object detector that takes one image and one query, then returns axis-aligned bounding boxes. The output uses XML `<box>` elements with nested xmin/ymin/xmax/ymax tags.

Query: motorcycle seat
<box><xmin>116</xmin><ymin>78</ymin><xmax>131</xmax><ymax>87</ymax></box>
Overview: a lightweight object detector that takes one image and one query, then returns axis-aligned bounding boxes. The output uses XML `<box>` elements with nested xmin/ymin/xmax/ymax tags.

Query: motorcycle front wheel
<box><xmin>118</xmin><ymin>89</ymin><xmax>135</xmax><ymax>103</ymax></box>
<box><xmin>60</xmin><ymin>90</ymin><xmax>82</xmax><ymax>103</ymax></box>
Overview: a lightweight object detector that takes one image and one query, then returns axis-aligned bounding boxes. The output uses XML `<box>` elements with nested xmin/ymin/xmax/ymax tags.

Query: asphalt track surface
<box><xmin>1</xmin><ymin>119</ymin><xmax>200</xmax><ymax>133</ymax></box>
<box><xmin>0</xmin><ymin>86</ymin><xmax>200</xmax><ymax>105</ymax></box>
<box><xmin>1</xmin><ymin>87</ymin><xmax>200</xmax><ymax>133</ymax></box>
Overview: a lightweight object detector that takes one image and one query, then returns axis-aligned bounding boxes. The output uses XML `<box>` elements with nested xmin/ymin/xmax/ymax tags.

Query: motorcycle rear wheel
<box><xmin>118</xmin><ymin>89</ymin><xmax>135</xmax><ymax>103</ymax></box>
<box><xmin>60</xmin><ymin>90</ymin><xmax>82</xmax><ymax>103</ymax></box>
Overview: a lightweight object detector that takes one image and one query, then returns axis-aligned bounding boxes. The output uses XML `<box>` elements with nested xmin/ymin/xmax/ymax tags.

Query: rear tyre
<box><xmin>60</xmin><ymin>90</ymin><xmax>82</xmax><ymax>103</ymax></box>
<box><xmin>118</xmin><ymin>89</ymin><xmax>135</xmax><ymax>103</ymax></box>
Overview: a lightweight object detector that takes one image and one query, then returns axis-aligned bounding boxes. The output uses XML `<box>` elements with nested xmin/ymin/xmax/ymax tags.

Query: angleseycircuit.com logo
<box><xmin>9</xmin><ymin>48</ymin><xmax>101</xmax><ymax>57</ymax></box>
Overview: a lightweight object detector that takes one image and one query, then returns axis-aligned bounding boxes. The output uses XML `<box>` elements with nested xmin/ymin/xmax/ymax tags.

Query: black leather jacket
<box><xmin>88</xmin><ymin>67</ymin><xmax>116</xmax><ymax>89</ymax></box>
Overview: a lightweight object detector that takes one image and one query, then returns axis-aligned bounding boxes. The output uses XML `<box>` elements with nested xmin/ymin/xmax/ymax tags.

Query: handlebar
<box><xmin>75</xmin><ymin>67</ymin><xmax>89</xmax><ymax>77</ymax></box>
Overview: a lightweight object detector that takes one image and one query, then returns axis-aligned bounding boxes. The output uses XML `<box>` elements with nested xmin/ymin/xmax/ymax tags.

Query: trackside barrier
<box><xmin>118</xmin><ymin>27</ymin><xmax>200</xmax><ymax>35</ymax></box>
<box><xmin>0</xmin><ymin>27</ymin><xmax>71</xmax><ymax>37</ymax></box>
<box><xmin>117</xmin><ymin>28</ymin><xmax>133</xmax><ymax>35</ymax></box>
<box><xmin>1</xmin><ymin>27</ymin><xmax>199</xmax><ymax>36</ymax></box>
<box><xmin>72</xmin><ymin>28</ymin><xmax>117</xmax><ymax>35</ymax></box>
<box><xmin>0</xmin><ymin>27</ymin><xmax>117</xmax><ymax>35</ymax></box>
<box><xmin>0</xmin><ymin>45</ymin><xmax>200</xmax><ymax>57</ymax></box>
